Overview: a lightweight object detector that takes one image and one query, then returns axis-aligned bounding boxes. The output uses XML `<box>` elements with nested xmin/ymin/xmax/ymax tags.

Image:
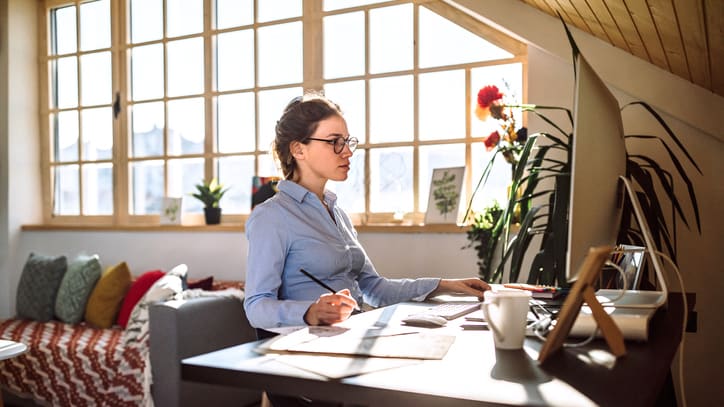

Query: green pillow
<box><xmin>55</xmin><ymin>255</ymin><xmax>102</xmax><ymax>324</ymax></box>
<box><xmin>16</xmin><ymin>252</ymin><xmax>68</xmax><ymax>322</ymax></box>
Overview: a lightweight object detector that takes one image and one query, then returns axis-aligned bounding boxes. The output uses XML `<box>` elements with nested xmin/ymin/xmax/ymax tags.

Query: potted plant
<box><xmin>191</xmin><ymin>178</ymin><xmax>229</xmax><ymax>225</ymax></box>
<box><xmin>464</xmin><ymin>21</ymin><xmax>701</xmax><ymax>287</ymax></box>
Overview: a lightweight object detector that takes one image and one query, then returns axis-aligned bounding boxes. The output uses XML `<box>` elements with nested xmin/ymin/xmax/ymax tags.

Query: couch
<box><xmin>0</xmin><ymin>294</ymin><xmax>261</xmax><ymax>407</ymax></box>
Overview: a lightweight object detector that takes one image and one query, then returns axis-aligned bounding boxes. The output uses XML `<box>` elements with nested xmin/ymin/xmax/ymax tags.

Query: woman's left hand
<box><xmin>431</xmin><ymin>278</ymin><xmax>490</xmax><ymax>300</ymax></box>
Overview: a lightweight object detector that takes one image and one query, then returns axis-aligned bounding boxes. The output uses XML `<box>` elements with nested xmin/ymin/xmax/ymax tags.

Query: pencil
<box><xmin>300</xmin><ymin>268</ymin><xmax>361</xmax><ymax>312</ymax></box>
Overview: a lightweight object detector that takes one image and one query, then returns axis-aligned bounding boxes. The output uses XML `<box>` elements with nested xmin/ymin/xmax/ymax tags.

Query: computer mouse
<box><xmin>402</xmin><ymin>314</ymin><xmax>448</xmax><ymax>328</ymax></box>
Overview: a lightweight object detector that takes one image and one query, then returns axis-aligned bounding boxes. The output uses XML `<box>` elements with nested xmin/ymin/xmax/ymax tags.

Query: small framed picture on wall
<box><xmin>160</xmin><ymin>197</ymin><xmax>183</xmax><ymax>225</ymax></box>
<box><xmin>424</xmin><ymin>166</ymin><xmax>465</xmax><ymax>225</ymax></box>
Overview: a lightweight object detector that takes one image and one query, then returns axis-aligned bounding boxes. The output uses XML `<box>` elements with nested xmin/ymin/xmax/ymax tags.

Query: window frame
<box><xmin>37</xmin><ymin>0</ymin><xmax>527</xmax><ymax>228</ymax></box>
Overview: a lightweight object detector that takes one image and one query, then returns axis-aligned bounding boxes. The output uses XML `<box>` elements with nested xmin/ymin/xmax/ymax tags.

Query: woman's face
<box><xmin>297</xmin><ymin>115</ymin><xmax>353</xmax><ymax>183</ymax></box>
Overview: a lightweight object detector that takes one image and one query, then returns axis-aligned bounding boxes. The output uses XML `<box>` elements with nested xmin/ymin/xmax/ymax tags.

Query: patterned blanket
<box><xmin>0</xmin><ymin>318</ymin><xmax>148</xmax><ymax>406</ymax></box>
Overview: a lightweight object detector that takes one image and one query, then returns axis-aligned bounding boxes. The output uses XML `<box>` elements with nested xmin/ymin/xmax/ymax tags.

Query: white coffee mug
<box><xmin>482</xmin><ymin>290</ymin><xmax>532</xmax><ymax>350</ymax></box>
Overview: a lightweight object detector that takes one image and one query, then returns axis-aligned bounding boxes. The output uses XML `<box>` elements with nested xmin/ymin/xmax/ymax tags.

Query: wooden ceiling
<box><xmin>517</xmin><ymin>0</ymin><xmax>724</xmax><ymax>98</ymax></box>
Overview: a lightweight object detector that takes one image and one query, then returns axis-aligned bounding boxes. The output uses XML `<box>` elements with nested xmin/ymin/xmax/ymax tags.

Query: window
<box><xmin>40</xmin><ymin>0</ymin><xmax>526</xmax><ymax>226</ymax></box>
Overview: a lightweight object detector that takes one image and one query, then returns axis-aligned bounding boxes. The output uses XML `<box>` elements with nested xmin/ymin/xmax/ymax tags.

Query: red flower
<box><xmin>483</xmin><ymin>131</ymin><xmax>500</xmax><ymax>151</ymax></box>
<box><xmin>477</xmin><ymin>85</ymin><xmax>504</xmax><ymax>109</ymax></box>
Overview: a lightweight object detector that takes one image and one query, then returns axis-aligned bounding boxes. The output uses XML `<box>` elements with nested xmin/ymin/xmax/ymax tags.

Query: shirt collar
<box><xmin>278</xmin><ymin>180</ymin><xmax>338</xmax><ymax>208</ymax></box>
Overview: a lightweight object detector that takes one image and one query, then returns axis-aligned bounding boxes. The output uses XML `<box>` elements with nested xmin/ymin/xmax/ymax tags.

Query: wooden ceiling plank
<box><xmin>528</xmin><ymin>0</ymin><xmax>558</xmax><ymax>16</ymax></box>
<box><xmin>648</xmin><ymin>0</ymin><xmax>691</xmax><ymax>81</ymax></box>
<box><xmin>705</xmin><ymin>0</ymin><xmax>724</xmax><ymax>95</ymax></box>
<box><xmin>552</xmin><ymin>0</ymin><xmax>592</xmax><ymax>33</ymax></box>
<box><xmin>584</xmin><ymin>0</ymin><xmax>630</xmax><ymax>52</ymax></box>
<box><xmin>673</xmin><ymin>0</ymin><xmax>710</xmax><ymax>90</ymax></box>
<box><xmin>623</xmin><ymin>0</ymin><xmax>670</xmax><ymax>71</ymax></box>
<box><xmin>564</xmin><ymin>0</ymin><xmax>611</xmax><ymax>42</ymax></box>
<box><xmin>603</xmin><ymin>0</ymin><xmax>650</xmax><ymax>61</ymax></box>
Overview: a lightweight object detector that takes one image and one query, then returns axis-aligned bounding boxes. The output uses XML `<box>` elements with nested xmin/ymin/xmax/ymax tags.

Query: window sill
<box><xmin>21</xmin><ymin>223</ymin><xmax>467</xmax><ymax>234</ymax></box>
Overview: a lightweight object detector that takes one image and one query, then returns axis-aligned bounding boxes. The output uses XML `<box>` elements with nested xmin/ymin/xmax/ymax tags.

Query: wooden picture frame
<box><xmin>424</xmin><ymin>166</ymin><xmax>465</xmax><ymax>225</ymax></box>
<box><xmin>538</xmin><ymin>245</ymin><xmax>626</xmax><ymax>364</ymax></box>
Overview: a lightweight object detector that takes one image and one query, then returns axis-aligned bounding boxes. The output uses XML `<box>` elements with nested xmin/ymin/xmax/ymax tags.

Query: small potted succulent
<box><xmin>191</xmin><ymin>178</ymin><xmax>229</xmax><ymax>225</ymax></box>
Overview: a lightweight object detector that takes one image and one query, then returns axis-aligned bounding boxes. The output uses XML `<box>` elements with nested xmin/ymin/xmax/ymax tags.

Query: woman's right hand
<box><xmin>303</xmin><ymin>289</ymin><xmax>358</xmax><ymax>326</ymax></box>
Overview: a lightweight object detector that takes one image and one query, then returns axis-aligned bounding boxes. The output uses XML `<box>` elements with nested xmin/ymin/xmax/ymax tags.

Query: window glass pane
<box><xmin>168</xmin><ymin>158</ymin><xmax>204</xmax><ymax>212</ymax></box>
<box><xmin>258</xmin><ymin>152</ymin><xmax>279</xmax><ymax>177</ymax></box>
<box><xmin>217</xmin><ymin>156</ymin><xmax>254</xmax><ymax>214</ymax></box>
<box><xmin>418</xmin><ymin>8</ymin><xmax>512</xmax><ymax>69</ymax></box>
<box><xmin>369</xmin><ymin>4</ymin><xmax>412</xmax><ymax>74</ymax></box>
<box><xmin>258</xmin><ymin>87</ymin><xmax>302</xmax><ymax>151</ymax></box>
<box><xmin>168</xmin><ymin>38</ymin><xmax>204</xmax><ymax>97</ymax></box>
<box><xmin>369</xmin><ymin>75</ymin><xmax>412</xmax><ymax>143</ymax></box>
<box><xmin>419</xmin><ymin>70</ymin><xmax>465</xmax><ymax>141</ymax></box>
<box><xmin>56</xmin><ymin>111</ymin><xmax>79</xmax><ymax>162</ymax></box>
<box><xmin>130</xmin><ymin>0</ymin><xmax>162</xmax><ymax>43</ymax></box>
<box><xmin>55</xmin><ymin>57</ymin><xmax>78</xmax><ymax>109</ymax></box>
<box><xmin>370</xmin><ymin>147</ymin><xmax>412</xmax><ymax>213</ymax></box>
<box><xmin>51</xmin><ymin>5</ymin><xmax>76</xmax><ymax>55</ymax></box>
<box><xmin>217</xmin><ymin>93</ymin><xmax>255</xmax><ymax>153</ymax></box>
<box><xmin>471</xmin><ymin>141</ymin><xmax>508</xmax><ymax>210</ymax></box>
<box><xmin>80</xmin><ymin>51</ymin><xmax>111</xmax><ymax>106</ymax></box>
<box><xmin>216</xmin><ymin>0</ymin><xmax>253</xmax><ymax>29</ymax></box>
<box><xmin>324</xmin><ymin>12</ymin><xmax>364</xmax><ymax>79</ymax></box>
<box><xmin>131</xmin><ymin>102</ymin><xmax>165</xmax><ymax>157</ymax></box>
<box><xmin>418</xmin><ymin>144</ymin><xmax>465</xmax><ymax>211</ymax></box>
<box><xmin>324</xmin><ymin>81</ymin><xmax>366</xmax><ymax>143</ymax></box>
<box><xmin>54</xmin><ymin>165</ymin><xmax>80</xmax><ymax>215</ymax></box>
<box><xmin>216</xmin><ymin>30</ymin><xmax>254</xmax><ymax>91</ymax></box>
<box><xmin>82</xmin><ymin>107</ymin><xmax>113</xmax><ymax>160</ymax></box>
<box><xmin>82</xmin><ymin>163</ymin><xmax>113</xmax><ymax>215</ymax></box>
<box><xmin>167</xmin><ymin>0</ymin><xmax>203</xmax><ymax>37</ymax></box>
<box><xmin>131</xmin><ymin>44</ymin><xmax>164</xmax><ymax>101</ymax></box>
<box><xmin>328</xmin><ymin>149</ymin><xmax>365</xmax><ymax>213</ymax></box>
<box><xmin>324</xmin><ymin>0</ymin><xmax>393</xmax><ymax>11</ymax></box>
<box><xmin>80</xmin><ymin>0</ymin><xmax>110</xmax><ymax>51</ymax></box>
<box><xmin>258</xmin><ymin>22</ymin><xmax>302</xmax><ymax>86</ymax></box>
<box><xmin>168</xmin><ymin>98</ymin><xmax>205</xmax><ymax>156</ymax></box>
<box><xmin>257</xmin><ymin>0</ymin><xmax>301</xmax><ymax>22</ymax></box>
<box><xmin>470</xmin><ymin>63</ymin><xmax>523</xmax><ymax>139</ymax></box>
<box><xmin>130</xmin><ymin>160</ymin><xmax>164</xmax><ymax>214</ymax></box>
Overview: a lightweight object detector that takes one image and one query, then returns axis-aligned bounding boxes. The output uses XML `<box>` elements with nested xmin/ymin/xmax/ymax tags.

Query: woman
<box><xmin>244</xmin><ymin>93</ymin><xmax>489</xmax><ymax>330</ymax></box>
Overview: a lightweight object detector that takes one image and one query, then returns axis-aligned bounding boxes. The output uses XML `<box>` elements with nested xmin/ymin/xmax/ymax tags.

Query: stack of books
<box><xmin>502</xmin><ymin>283</ymin><xmax>569</xmax><ymax>299</ymax></box>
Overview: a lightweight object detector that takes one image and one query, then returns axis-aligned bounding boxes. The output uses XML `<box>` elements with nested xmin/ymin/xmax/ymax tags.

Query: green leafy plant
<box><xmin>465</xmin><ymin>21</ymin><xmax>701</xmax><ymax>287</ymax></box>
<box><xmin>191</xmin><ymin>178</ymin><xmax>229</xmax><ymax>209</ymax></box>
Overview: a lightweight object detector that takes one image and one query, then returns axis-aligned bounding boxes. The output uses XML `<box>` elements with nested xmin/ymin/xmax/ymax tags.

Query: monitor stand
<box><xmin>613</xmin><ymin>176</ymin><xmax>668</xmax><ymax>309</ymax></box>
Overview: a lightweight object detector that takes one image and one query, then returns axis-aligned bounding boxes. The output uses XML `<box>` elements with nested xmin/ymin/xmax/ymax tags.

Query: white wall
<box><xmin>2</xmin><ymin>0</ymin><xmax>723</xmax><ymax>405</ymax></box>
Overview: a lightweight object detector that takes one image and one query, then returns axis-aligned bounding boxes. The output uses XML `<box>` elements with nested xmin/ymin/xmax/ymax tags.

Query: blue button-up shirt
<box><xmin>244</xmin><ymin>180</ymin><xmax>440</xmax><ymax>329</ymax></box>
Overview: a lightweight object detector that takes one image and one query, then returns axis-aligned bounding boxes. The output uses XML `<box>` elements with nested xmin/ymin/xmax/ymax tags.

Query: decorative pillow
<box><xmin>54</xmin><ymin>254</ymin><xmax>102</xmax><ymax>324</ymax></box>
<box><xmin>16</xmin><ymin>252</ymin><xmax>68</xmax><ymax>322</ymax></box>
<box><xmin>187</xmin><ymin>276</ymin><xmax>214</xmax><ymax>291</ymax></box>
<box><xmin>122</xmin><ymin>264</ymin><xmax>188</xmax><ymax>348</ymax></box>
<box><xmin>84</xmin><ymin>262</ymin><xmax>133</xmax><ymax>328</ymax></box>
<box><xmin>115</xmin><ymin>270</ymin><xmax>165</xmax><ymax>328</ymax></box>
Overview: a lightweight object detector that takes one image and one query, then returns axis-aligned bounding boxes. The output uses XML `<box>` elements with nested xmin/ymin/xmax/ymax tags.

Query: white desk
<box><xmin>183</xmin><ymin>297</ymin><xmax>686</xmax><ymax>406</ymax></box>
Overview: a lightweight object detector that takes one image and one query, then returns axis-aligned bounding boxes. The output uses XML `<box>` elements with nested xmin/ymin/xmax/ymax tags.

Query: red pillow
<box><xmin>116</xmin><ymin>270</ymin><xmax>165</xmax><ymax>328</ymax></box>
<box><xmin>188</xmin><ymin>276</ymin><xmax>214</xmax><ymax>291</ymax></box>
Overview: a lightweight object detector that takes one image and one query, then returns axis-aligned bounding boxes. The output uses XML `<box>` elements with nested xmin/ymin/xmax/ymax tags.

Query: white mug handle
<box><xmin>482</xmin><ymin>298</ymin><xmax>505</xmax><ymax>342</ymax></box>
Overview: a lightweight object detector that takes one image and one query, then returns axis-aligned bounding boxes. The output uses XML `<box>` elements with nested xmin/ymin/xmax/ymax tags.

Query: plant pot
<box><xmin>204</xmin><ymin>207</ymin><xmax>222</xmax><ymax>225</ymax></box>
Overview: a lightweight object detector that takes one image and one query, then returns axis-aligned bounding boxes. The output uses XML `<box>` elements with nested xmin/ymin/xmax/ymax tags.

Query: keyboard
<box><xmin>424</xmin><ymin>302</ymin><xmax>482</xmax><ymax>320</ymax></box>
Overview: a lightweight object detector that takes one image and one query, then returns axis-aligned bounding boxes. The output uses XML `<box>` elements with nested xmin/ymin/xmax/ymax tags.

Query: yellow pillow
<box><xmin>84</xmin><ymin>262</ymin><xmax>132</xmax><ymax>328</ymax></box>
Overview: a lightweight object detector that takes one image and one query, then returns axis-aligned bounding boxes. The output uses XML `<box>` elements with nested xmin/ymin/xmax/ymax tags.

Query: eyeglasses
<box><xmin>306</xmin><ymin>136</ymin><xmax>359</xmax><ymax>154</ymax></box>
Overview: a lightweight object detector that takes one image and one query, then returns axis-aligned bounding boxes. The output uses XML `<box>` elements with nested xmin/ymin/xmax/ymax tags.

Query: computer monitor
<box><xmin>566</xmin><ymin>54</ymin><xmax>626</xmax><ymax>282</ymax></box>
<box><xmin>566</xmin><ymin>54</ymin><xmax>667</xmax><ymax>308</ymax></box>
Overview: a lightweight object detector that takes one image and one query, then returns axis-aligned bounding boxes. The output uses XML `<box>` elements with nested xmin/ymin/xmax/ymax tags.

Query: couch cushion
<box><xmin>116</xmin><ymin>270</ymin><xmax>165</xmax><ymax>328</ymax></box>
<box><xmin>16</xmin><ymin>252</ymin><xmax>68</xmax><ymax>322</ymax></box>
<box><xmin>122</xmin><ymin>264</ymin><xmax>187</xmax><ymax>345</ymax></box>
<box><xmin>85</xmin><ymin>262</ymin><xmax>133</xmax><ymax>328</ymax></box>
<box><xmin>187</xmin><ymin>275</ymin><xmax>214</xmax><ymax>291</ymax></box>
<box><xmin>55</xmin><ymin>254</ymin><xmax>103</xmax><ymax>324</ymax></box>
